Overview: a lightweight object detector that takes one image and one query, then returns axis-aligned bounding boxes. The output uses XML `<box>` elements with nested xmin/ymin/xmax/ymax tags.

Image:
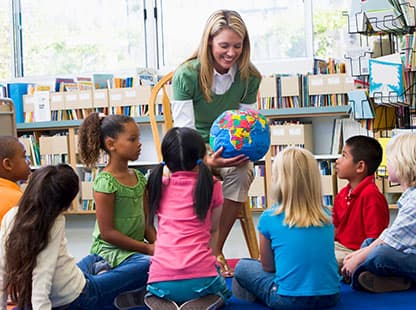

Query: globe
<box><xmin>209</xmin><ymin>109</ymin><xmax>270</xmax><ymax>161</ymax></box>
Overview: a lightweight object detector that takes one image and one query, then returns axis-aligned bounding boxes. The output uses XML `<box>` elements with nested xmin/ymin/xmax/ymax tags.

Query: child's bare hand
<box><xmin>146</xmin><ymin>242</ymin><xmax>155</xmax><ymax>255</ymax></box>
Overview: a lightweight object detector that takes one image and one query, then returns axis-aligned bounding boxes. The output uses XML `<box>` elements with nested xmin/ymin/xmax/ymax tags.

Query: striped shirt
<box><xmin>380</xmin><ymin>187</ymin><xmax>416</xmax><ymax>254</ymax></box>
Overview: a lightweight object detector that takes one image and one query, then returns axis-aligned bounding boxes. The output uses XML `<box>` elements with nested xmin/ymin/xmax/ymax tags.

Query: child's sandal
<box><xmin>216</xmin><ymin>253</ymin><xmax>234</xmax><ymax>278</ymax></box>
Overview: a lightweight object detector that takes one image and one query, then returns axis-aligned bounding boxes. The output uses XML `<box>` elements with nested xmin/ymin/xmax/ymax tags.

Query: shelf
<box><xmin>16</xmin><ymin>107</ymin><xmax>350</xmax><ymax>131</ymax></box>
<box><xmin>16</xmin><ymin>115</ymin><xmax>164</xmax><ymax>131</ymax></box>
<box><xmin>64</xmin><ymin>210</ymin><xmax>96</xmax><ymax>215</ymax></box>
<box><xmin>250</xmin><ymin>208</ymin><xmax>267</xmax><ymax>213</ymax></box>
<box><xmin>259</xmin><ymin>106</ymin><xmax>351</xmax><ymax>118</ymax></box>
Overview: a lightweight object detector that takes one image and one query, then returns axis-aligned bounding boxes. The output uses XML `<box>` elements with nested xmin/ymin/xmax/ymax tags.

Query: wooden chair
<box><xmin>0</xmin><ymin>98</ymin><xmax>17</xmax><ymax>136</ymax></box>
<box><xmin>148</xmin><ymin>72</ymin><xmax>259</xmax><ymax>259</ymax></box>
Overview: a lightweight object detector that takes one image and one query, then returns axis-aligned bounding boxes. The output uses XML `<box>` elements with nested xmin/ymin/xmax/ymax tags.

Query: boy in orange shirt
<box><xmin>334</xmin><ymin>135</ymin><xmax>389</xmax><ymax>268</ymax></box>
<box><xmin>0</xmin><ymin>136</ymin><xmax>31</xmax><ymax>223</ymax></box>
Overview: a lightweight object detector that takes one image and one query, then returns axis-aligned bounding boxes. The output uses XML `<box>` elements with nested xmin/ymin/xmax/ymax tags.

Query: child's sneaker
<box><xmin>358</xmin><ymin>271</ymin><xmax>412</xmax><ymax>293</ymax></box>
<box><xmin>92</xmin><ymin>260</ymin><xmax>111</xmax><ymax>275</ymax></box>
<box><xmin>144</xmin><ymin>295</ymin><xmax>179</xmax><ymax>310</ymax></box>
<box><xmin>114</xmin><ymin>287</ymin><xmax>146</xmax><ymax>309</ymax></box>
<box><xmin>179</xmin><ymin>294</ymin><xmax>223</xmax><ymax>310</ymax></box>
<box><xmin>232</xmin><ymin>278</ymin><xmax>256</xmax><ymax>302</ymax></box>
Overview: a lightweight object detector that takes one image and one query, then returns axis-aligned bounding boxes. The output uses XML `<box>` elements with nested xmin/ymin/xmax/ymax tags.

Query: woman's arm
<box><xmin>171</xmin><ymin>100</ymin><xmax>196</xmax><ymax>129</ymax></box>
<box><xmin>259</xmin><ymin>233</ymin><xmax>275</xmax><ymax>273</ymax></box>
<box><xmin>94</xmin><ymin>191</ymin><xmax>153</xmax><ymax>255</ymax></box>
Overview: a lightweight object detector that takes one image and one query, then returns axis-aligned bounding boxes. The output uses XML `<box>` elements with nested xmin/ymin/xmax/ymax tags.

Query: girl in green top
<box><xmin>78</xmin><ymin>112</ymin><xmax>156</xmax><ymax>309</ymax></box>
<box><xmin>172</xmin><ymin>9</ymin><xmax>262</xmax><ymax>277</ymax></box>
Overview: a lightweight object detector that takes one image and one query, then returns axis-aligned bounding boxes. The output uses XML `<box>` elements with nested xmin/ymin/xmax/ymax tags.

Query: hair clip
<box><xmin>196</xmin><ymin>159</ymin><xmax>202</xmax><ymax>165</ymax></box>
<box><xmin>160</xmin><ymin>161</ymin><xmax>166</xmax><ymax>166</ymax></box>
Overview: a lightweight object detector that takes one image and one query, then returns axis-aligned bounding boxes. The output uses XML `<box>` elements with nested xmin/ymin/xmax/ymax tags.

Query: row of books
<box><xmin>248</xmin><ymin>165</ymin><xmax>266</xmax><ymax>209</ymax></box>
<box><xmin>80</xmin><ymin>168</ymin><xmax>99</xmax><ymax>211</ymax></box>
<box><xmin>257</xmin><ymin>73</ymin><xmax>356</xmax><ymax>110</ymax></box>
<box><xmin>22</xmin><ymin>85</ymin><xmax>164</xmax><ymax>122</ymax></box>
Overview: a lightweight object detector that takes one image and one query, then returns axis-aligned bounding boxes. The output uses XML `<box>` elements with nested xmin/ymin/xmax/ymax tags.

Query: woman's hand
<box><xmin>206</xmin><ymin>147</ymin><xmax>249</xmax><ymax>168</ymax></box>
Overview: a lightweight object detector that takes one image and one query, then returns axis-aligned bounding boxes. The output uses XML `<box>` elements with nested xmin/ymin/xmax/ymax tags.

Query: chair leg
<box><xmin>238</xmin><ymin>201</ymin><xmax>259</xmax><ymax>259</ymax></box>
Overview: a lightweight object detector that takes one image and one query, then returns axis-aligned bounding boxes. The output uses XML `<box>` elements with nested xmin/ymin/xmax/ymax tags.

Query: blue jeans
<box><xmin>147</xmin><ymin>268</ymin><xmax>231</xmax><ymax>304</ymax></box>
<box><xmin>234</xmin><ymin>258</ymin><xmax>340</xmax><ymax>310</ymax></box>
<box><xmin>66</xmin><ymin>253</ymin><xmax>150</xmax><ymax>309</ymax></box>
<box><xmin>351</xmin><ymin>238</ymin><xmax>416</xmax><ymax>290</ymax></box>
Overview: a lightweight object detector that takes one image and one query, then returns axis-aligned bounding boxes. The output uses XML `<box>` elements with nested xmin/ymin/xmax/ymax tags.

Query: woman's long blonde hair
<box><xmin>186</xmin><ymin>9</ymin><xmax>261</xmax><ymax>102</ymax></box>
<box><xmin>271</xmin><ymin>147</ymin><xmax>331</xmax><ymax>227</ymax></box>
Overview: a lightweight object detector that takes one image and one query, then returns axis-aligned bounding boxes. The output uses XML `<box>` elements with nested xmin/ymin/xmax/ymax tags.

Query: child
<box><xmin>0</xmin><ymin>164</ymin><xmax>155</xmax><ymax>309</ymax></box>
<box><xmin>334</xmin><ymin>135</ymin><xmax>389</xmax><ymax>266</ymax></box>
<box><xmin>233</xmin><ymin>147</ymin><xmax>340</xmax><ymax>309</ymax></box>
<box><xmin>144</xmin><ymin>127</ymin><xmax>231</xmax><ymax>310</ymax></box>
<box><xmin>0</xmin><ymin>136</ymin><xmax>31</xmax><ymax>223</ymax></box>
<box><xmin>78</xmin><ymin>112</ymin><xmax>156</xmax><ymax>308</ymax></box>
<box><xmin>342</xmin><ymin>133</ymin><xmax>416</xmax><ymax>293</ymax></box>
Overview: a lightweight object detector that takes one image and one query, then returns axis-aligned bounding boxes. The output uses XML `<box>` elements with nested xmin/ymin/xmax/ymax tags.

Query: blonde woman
<box><xmin>233</xmin><ymin>147</ymin><xmax>340</xmax><ymax>309</ymax></box>
<box><xmin>171</xmin><ymin>9</ymin><xmax>262</xmax><ymax>277</ymax></box>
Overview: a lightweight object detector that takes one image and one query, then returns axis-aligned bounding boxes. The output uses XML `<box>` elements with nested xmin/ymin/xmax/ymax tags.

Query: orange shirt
<box><xmin>0</xmin><ymin>177</ymin><xmax>22</xmax><ymax>223</ymax></box>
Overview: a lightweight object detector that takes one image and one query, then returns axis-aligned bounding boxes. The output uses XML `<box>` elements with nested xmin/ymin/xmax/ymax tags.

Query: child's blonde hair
<box><xmin>387</xmin><ymin>133</ymin><xmax>416</xmax><ymax>187</ymax></box>
<box><xmin>271</xmin><ymin>147</ymin><xmax>330</xmax><ymax>227</ymax></box>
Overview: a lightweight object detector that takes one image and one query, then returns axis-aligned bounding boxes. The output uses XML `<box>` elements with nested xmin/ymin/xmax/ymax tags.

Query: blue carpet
<box><xmin>222</xmin><ymin>278</ymin><xmax>416</xmax><ymax>309</ymax></box>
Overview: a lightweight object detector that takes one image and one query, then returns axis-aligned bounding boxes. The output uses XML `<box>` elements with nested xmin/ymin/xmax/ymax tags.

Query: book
<box><xmin>33</xmin><ymin>91</ymin><xmax>51</xmax><ymax>122</ymax></box>
<box><xmin>93</xmin><ymin>73</ymin><xmax>114</xmax><ymax>89</ymax></box>
<box><xmin>7</xmin><ymin>83</ymin><xmax>31</xmax><ymax>123</ymax></box>
<box><xmin>55</xmin><ymin>78</ymin><xmax>75</xmax><ymax>92</ymax></box>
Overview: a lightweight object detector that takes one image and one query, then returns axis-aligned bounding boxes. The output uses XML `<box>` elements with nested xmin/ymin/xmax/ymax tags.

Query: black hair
<box><xmin>345</xmin><ymin>135</ymin><xmax>383</xmax><ymax>176</ymax></box>
<box><xmin>5</xmin><ymin>164</ymin><xmax>79</xmax><ymax>310</ymax></box>
<box><xmin>0</xmin><ymin>136</ymin><xmax>20</xmax><ymax>160</ymax></box>
<box><xmin>147</xmin><ymin>127</ymin><xmax>213</xmax><ymax>223</ymax></box>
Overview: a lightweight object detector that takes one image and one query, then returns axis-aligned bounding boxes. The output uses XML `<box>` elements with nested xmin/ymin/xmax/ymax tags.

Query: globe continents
<box><xmin>209</xmin><ymin>109</ymin><xmax>270</xmax><ymax>161</ymax></box>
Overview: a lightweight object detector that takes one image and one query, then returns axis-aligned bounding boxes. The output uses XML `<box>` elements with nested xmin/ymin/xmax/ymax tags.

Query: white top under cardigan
<box><xmin>0</xmin><ymin>207</ymin><xmax>85</xmax><ymax>310</ymax></box>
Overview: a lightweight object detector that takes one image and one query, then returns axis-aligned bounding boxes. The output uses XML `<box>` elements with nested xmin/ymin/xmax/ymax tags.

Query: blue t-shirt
<box><xmin>258</xmin><ymin>206</ymin><xmax>340</xmax><ymax>296</ymax></box>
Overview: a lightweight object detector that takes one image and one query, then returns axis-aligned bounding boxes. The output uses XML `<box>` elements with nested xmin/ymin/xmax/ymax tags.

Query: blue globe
<box><xmin>209</xmin><ymin>109</ymin><xmax>270</xmax><ymax>161</ymax></box>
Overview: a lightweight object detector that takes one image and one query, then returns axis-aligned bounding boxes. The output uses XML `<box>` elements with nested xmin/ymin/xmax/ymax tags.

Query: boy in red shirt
<box><xmin>0</xmin><ymin>136</ymin><xmax>31</xmax><ymax>223</ymax></box>
<box><xmin>334</xmin><ymin>135</ymin><xmax>389</xmax><ymax>269</ymax></box>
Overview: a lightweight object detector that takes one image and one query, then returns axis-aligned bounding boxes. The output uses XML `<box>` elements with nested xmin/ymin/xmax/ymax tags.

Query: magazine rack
<box><xmin>0</xmin><ymin>98</ymin><xmax>17</xmax><ymax>136</ymax></box>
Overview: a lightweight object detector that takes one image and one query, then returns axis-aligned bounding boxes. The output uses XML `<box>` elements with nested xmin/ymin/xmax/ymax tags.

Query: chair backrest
<box><xmin>148</xmin><ymin>72</ymin><xmax>174</xmax><ymax>161</ymax></box>
<box><xmin>0</xmin><ymin>98</ymin><xmax>17</xmax><ymax>137</ymax></box>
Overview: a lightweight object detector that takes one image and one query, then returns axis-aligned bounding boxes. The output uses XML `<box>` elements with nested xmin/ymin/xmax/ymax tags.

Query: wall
<box><xmin>65</xmin><ymin>213</ymin><xmax>261</xmax><ymax>261</ymax></box>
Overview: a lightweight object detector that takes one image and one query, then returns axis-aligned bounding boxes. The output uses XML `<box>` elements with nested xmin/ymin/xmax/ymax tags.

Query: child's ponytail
<box><xmin>146</xmin><ymin>162</ymin><xmax>165</xmax><ymax>225</ymax></box>
<box><xmin>195</xmin><ymin>159</ymin><xmax>213</xmax><ymax>221</ymax></box>
<box><xmin>78</xmin><ymin>112</ymin><xmax>103</xmax><ymax>168</ymax></box>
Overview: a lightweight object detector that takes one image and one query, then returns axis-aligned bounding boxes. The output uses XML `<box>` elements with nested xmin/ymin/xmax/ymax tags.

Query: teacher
<box><xmin>171</xmin><ymin>9</ymin><xmax>262</xmax><ymax>277</ymax></box>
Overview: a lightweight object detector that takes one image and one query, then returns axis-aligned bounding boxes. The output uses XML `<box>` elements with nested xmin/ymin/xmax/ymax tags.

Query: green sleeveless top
<box><xmin>90</xmin><ymin>169</ymin><xmax>147</xmax><ymax>267</ymax></box>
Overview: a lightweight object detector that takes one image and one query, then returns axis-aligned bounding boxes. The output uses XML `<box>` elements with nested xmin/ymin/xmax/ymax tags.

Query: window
<box><xmin>19</xmin><ymin>0</ymin><xmax>146</xmax><ymax>77</ymax></box>
<box><xmin>0</xmin><ymin>0</ymin><xmax>352</xmax><ymax>79</ymax></box>
<box><xmin>313</xmin><ymin>0</ymin><xmax>355</xmax><ymax>60</ymax></box>
<box><xmin>154</xmin><ymin>0</ymin><xmax>313</xmax><ymax>75</ymax></box>
<box><xmin>0</xmin><ymin>0</ymin><xmax>12</xmax><ymax>80</ymax></box>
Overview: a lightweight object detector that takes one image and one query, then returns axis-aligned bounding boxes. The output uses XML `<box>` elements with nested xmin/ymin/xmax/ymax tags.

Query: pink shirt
<box><xmin>148</xmin><ymin>171</ymin><xmax>223</xmax><ymax>282</ymax></box>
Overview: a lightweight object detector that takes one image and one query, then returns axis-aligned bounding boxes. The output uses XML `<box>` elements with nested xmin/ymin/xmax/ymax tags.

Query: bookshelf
<box><xmin>16</xmin><ymin>117</ymin><xmax>161</xmax><ymax>214</ymax></box>
<box><xmin>16</xmin><ymin>74</ymin><xmax>354</xmax><ymax>214</ymax></box>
